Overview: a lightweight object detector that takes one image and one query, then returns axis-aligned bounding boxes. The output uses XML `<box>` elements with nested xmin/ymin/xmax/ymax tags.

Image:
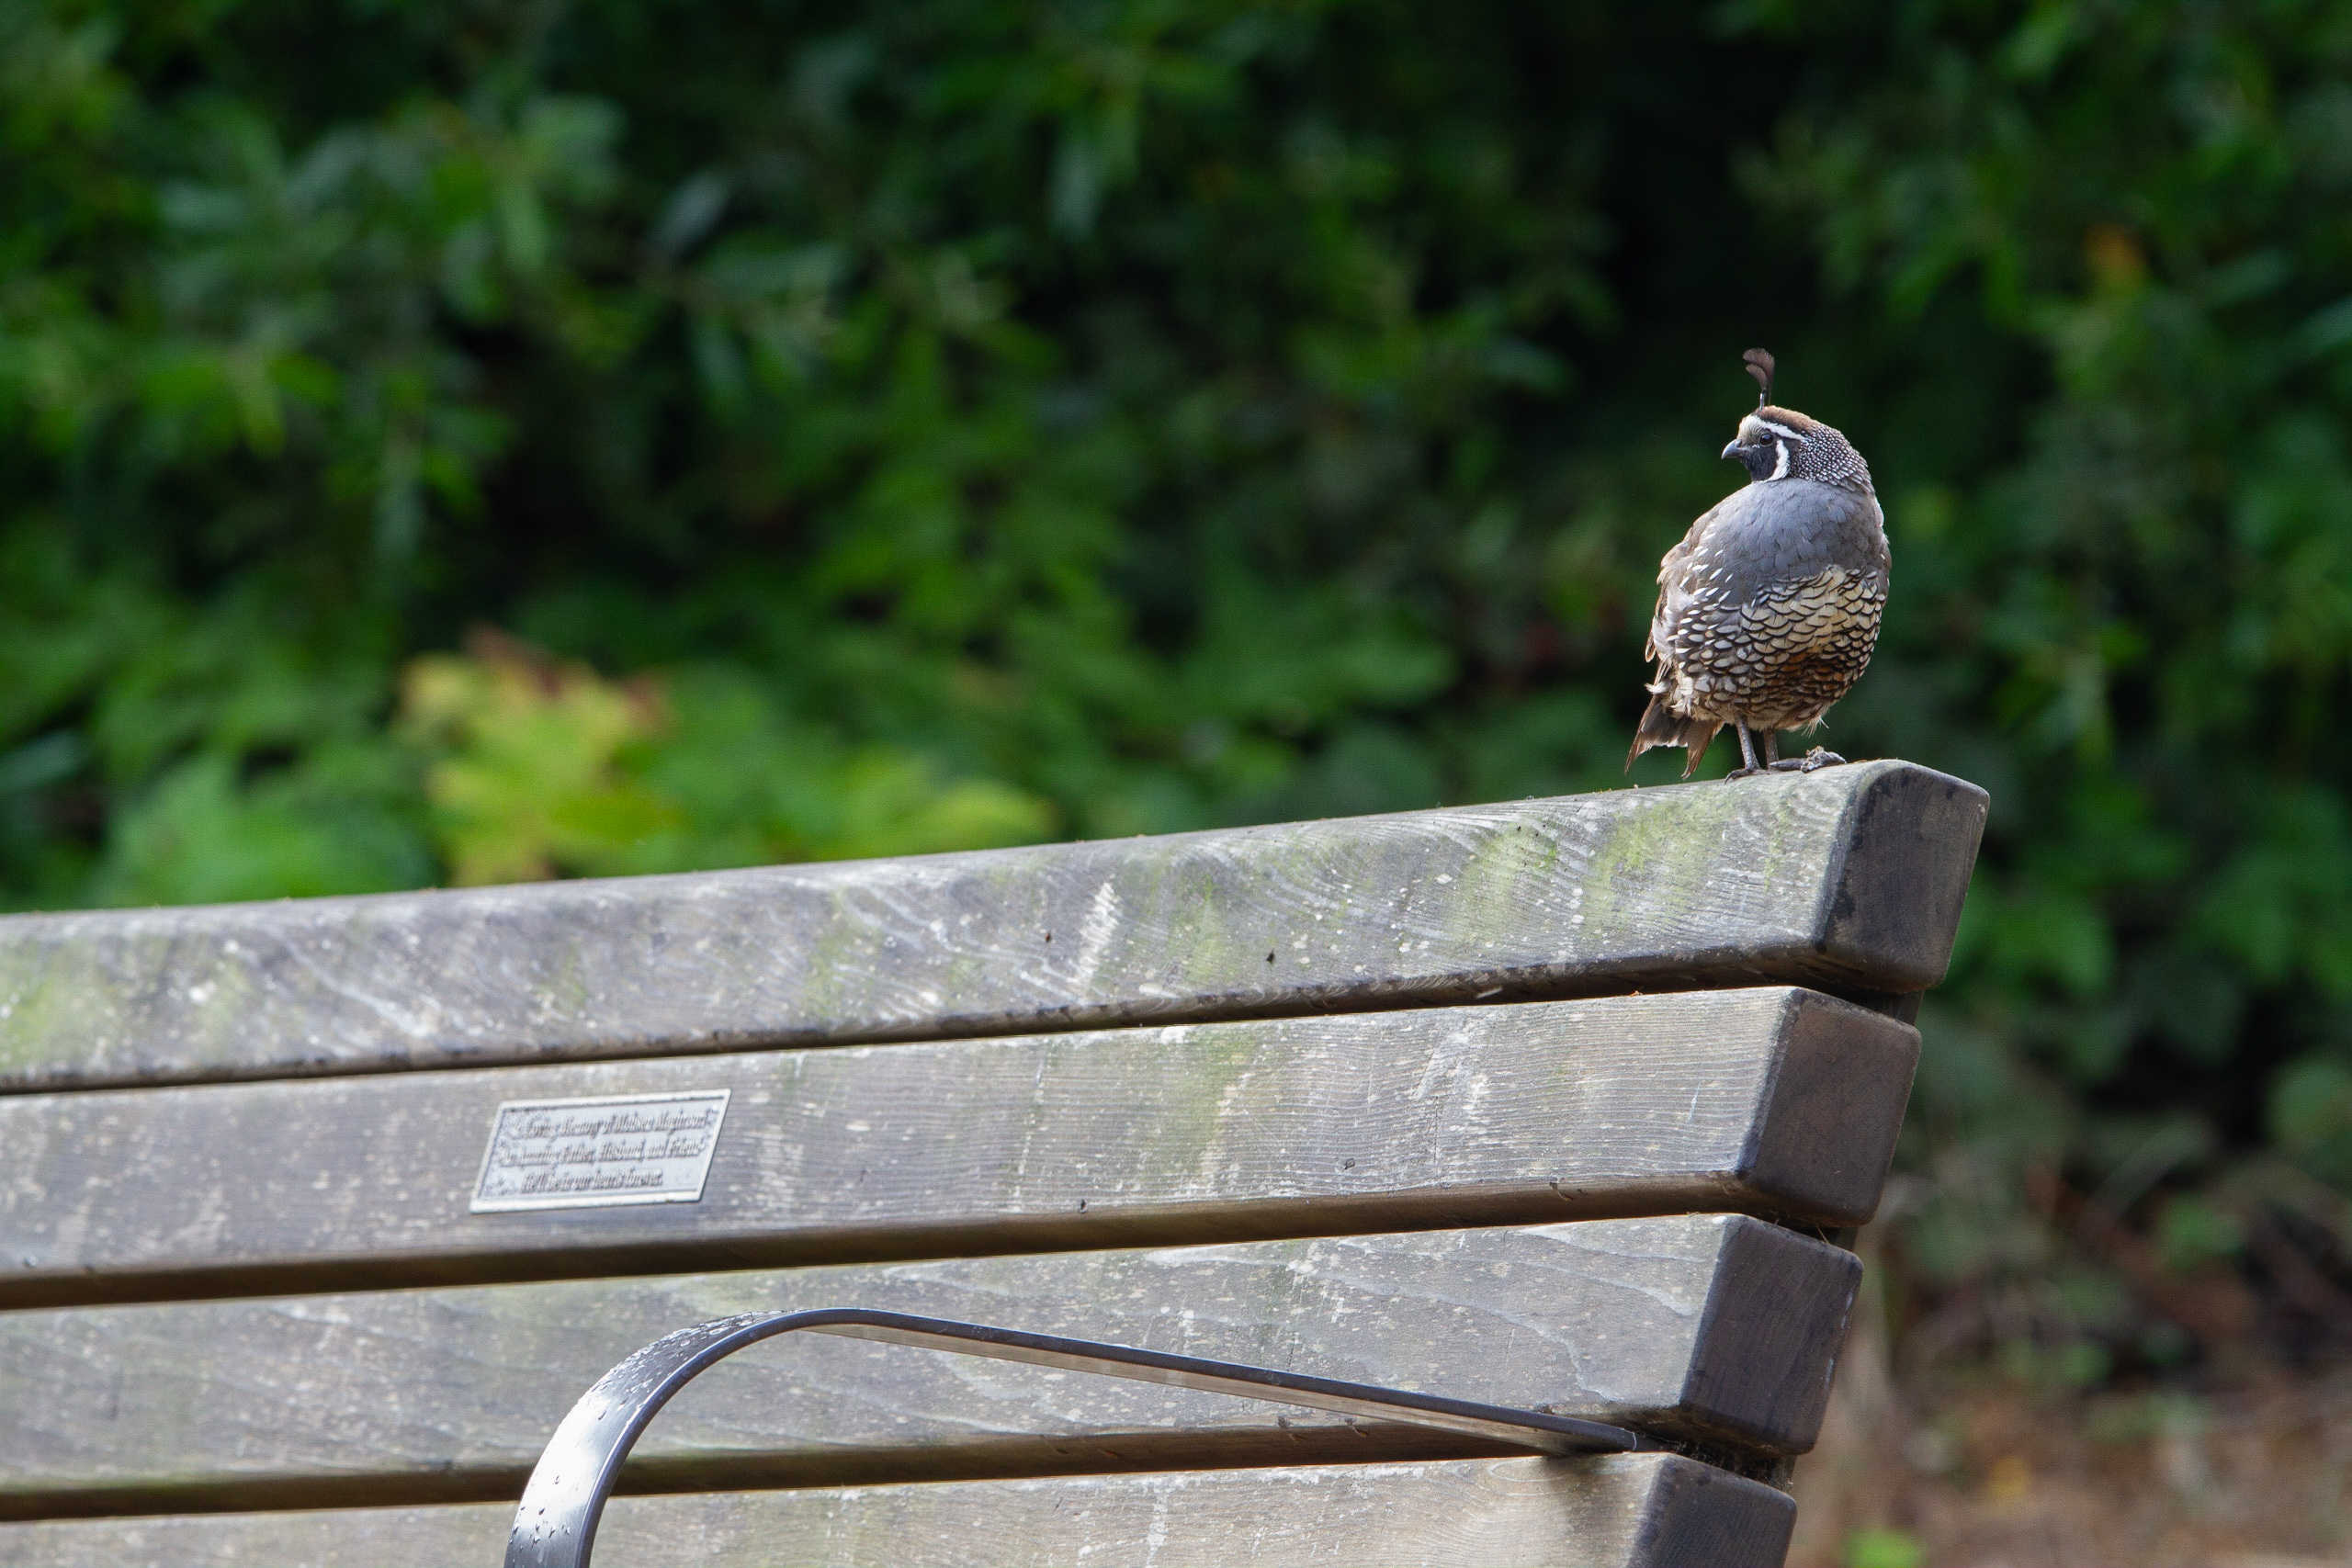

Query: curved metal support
<box><xmin>503</xmin><ymin>1306</ymin><xmax>1650</xmax><ymax>1568</ymax></box>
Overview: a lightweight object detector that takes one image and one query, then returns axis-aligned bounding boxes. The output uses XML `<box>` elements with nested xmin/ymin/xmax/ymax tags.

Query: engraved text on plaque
<box><xmin>470</xmin><ymin>1089</ymin><xmax>730</xmax><ymax>1213</ymax></box>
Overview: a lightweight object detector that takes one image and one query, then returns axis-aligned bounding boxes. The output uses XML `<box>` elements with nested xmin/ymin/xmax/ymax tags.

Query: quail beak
<box><xmin>1721</xmin><ymin>438</ymin><xmax>1744</xmax><ymax>461</ymax></box>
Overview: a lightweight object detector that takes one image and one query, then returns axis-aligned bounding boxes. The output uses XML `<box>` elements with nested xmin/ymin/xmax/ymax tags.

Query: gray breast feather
<box><xmin>1646</xmin><ymin>479</ymin><xmax>1889</xmax><ymax>673</ymax></box>
<box><xmin>1680</xmin><ymin>480</ymin><xmax>1886</xmax><ymax>602</ymax></box>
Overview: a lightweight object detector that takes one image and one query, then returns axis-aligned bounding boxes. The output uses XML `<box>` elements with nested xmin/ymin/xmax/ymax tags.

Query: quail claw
<box><xmin>1768</xmin><ymin>748</ymin><xmax>1848</xmax><ymax>773</ymax></box>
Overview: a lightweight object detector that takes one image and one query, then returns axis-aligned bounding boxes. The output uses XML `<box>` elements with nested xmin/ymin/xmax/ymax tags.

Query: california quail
<box><xmin>1626</xmin><ymin>350</ymin><xmax>1889</xmax><ymax>779</ymax></box>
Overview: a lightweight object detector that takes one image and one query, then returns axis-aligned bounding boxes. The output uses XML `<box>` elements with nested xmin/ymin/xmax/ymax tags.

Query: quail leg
<box><xmin>1726</xmin><ymin>722</ymin><xmax>1765</xmax><ymax>780</ymax></box>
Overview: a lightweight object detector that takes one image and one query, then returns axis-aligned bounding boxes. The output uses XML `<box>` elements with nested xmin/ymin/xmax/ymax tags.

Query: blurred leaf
<box><xmin>1843</xmin><ymin>1527</ymin><xmax>1925</xmax><ymax>1568</ymax></box>
<box><xmin>2268</xmin><ymin>1055</ymin><xmax>2352</xmax><ymax>1193</ymax></box>
<box><xmin>96</xmin><ymin>747</ymin><xmax>430</xmax><ymax>906</ymax></box>
<box><xmin>398</xmin><ymin>637</ymin><xmax>1052</xmax><ymax>883</ymax></box>
<box><xmin>401</xmin><ymin>634</ymin><xmax>670</xmax><ymax>885</ymax></box>
<box><xmin>2155</xmin><ymin>1194</ymin><xmax>2246</xmax><ymax>1273</ymax></box>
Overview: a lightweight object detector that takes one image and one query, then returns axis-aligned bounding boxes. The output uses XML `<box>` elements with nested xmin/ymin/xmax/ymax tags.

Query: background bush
<box><xmin>6</xmin><ymin>0</ymin><xmax>2352</xmax><ymax>1380</ymax></box>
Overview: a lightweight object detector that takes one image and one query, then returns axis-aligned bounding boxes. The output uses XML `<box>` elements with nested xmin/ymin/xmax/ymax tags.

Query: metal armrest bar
<box><xmin>503</xmin><ymin>1305</ymin><xmax>1654</xmax><ymax>1568</ymax></box>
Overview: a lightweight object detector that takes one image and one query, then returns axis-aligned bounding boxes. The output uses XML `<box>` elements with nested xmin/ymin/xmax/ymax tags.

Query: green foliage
<box><xmin>399</xmin><ymin>636</ymin><xmax>1052</xmax><ymax>882</ymax></box>
<box><xmin>1842</xmin><ymin>1527</ymin><xmax>1925</xmax><ymax>1568</ymax></box>
<box><xmin>5</xmin><ymin>0</ymin><xmax>2352</xmax><ymax>1371</ymax></box>
<box><xmin>403</xmin><ymin>638</ymin><xmax>671</xmax><ymax>884</ymax></box>
<box><xmin>2269</xmin><ymin>1054</ymin><xmax>2352</xmax><ymax>1190</ymax></box>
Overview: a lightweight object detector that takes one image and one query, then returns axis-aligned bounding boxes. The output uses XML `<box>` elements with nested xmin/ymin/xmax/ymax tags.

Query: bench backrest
<box><xmin>0</xmin><ymin>761</ymin><xmax>1984</xmax><ymax>1568</ymax></box>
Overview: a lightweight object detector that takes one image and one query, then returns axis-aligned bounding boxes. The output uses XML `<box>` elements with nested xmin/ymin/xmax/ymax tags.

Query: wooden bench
<box><xmin>0</xmin><ymin>760</ymin><xmax>1985</xmax><ymax>1567</ymax></box>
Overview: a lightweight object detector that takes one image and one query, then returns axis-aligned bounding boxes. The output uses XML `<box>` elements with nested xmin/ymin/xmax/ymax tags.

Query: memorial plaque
<box><xmin>470</xmin><ymin>1089</ymin><xmax>730</xmax><ymax>1213</ymax></box>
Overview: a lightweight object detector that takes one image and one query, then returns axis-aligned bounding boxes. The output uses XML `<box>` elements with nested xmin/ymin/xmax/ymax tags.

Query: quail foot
<box><xmin>1626</xmin><ymin>349</ymin><xmax>1889</xmax><ymax>780</ymax></box>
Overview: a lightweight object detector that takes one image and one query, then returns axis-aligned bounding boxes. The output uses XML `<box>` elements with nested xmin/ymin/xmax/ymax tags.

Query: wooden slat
<box><xmin>0</xmin><ymin>989</ymin><xmax>1915</xmax><ymax>1308</ymax></box>
<box><xmin>0</xmin><ymin>1215</ymin><xmax>1853</xmax><ymax>1518</ymax></box>
<box><xmin>0</xmin><ymin>1455</ymin><xmax>1796</xmax><ymax>1568</ymax></box>
<box><xmin>0</xmin><ymin>761</ymin><xmax>1984</xmax><ymax>1092</ymax></box>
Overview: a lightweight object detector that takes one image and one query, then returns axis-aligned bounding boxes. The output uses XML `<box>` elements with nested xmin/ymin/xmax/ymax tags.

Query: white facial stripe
<box><xmin>1757</xmin><ymin>420</ymin><xmax>1803</xmax><ymax>441</ymax></box>
<box><xmin>1770</xmin><ymin>440</ymin><xmax>1790</xmax><ymax>481</ymax></box>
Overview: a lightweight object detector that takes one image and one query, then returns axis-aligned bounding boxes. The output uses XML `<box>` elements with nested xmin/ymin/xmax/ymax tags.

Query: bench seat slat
<box><xmin>0</xmin><ymin>1215</ymin><xmax>1853</xmax><ymax>1518</ymax></box>
<box><xmin>0</xmin><ymin>989</ymin><xmax>1915</xmax><ymax>1309</ymax></box>
<box><xmin>0</xmin><ymin>762</ymin><xmax>1984</xmax><ymax>1092</ymax></box>
<box><xmin>0</xmin><ymin>1455</ymin><xmax>1795</xmax><ymax>1568</ymax></box>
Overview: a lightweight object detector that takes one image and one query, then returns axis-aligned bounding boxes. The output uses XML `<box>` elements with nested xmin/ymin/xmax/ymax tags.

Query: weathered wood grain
<box><xmin>0</xmin><ymin>761</ymin><xmax>1984</xmax><ymax>1092</ymax></box>
<box><xmin>0</xmin><ymin>1455</ymin><xmax>1796</xmax><ymax>1568</ymax></box>
<box><xmin>0</xmin><ymin>989</ymin><xmax>1915</xmax><ymax>1308</ymax></box>
<box><xmin>0</xmin><ymin>1215</ymin><xmax>1853</xmax><ymax>1518</ymax></box>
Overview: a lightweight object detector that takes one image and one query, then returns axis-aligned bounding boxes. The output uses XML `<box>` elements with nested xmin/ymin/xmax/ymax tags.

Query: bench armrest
<box><xmin>506</xmin><ymin>1307</ymin><xmax>1650</xmax><ymax>1568</ymax></box>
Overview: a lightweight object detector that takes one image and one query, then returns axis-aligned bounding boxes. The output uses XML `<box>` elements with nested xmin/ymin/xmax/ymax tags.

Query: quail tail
<box><xmin>1626</xmin><ymin>693</ymin><xmax>1721</xmax><ymax>778</ymax></box>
